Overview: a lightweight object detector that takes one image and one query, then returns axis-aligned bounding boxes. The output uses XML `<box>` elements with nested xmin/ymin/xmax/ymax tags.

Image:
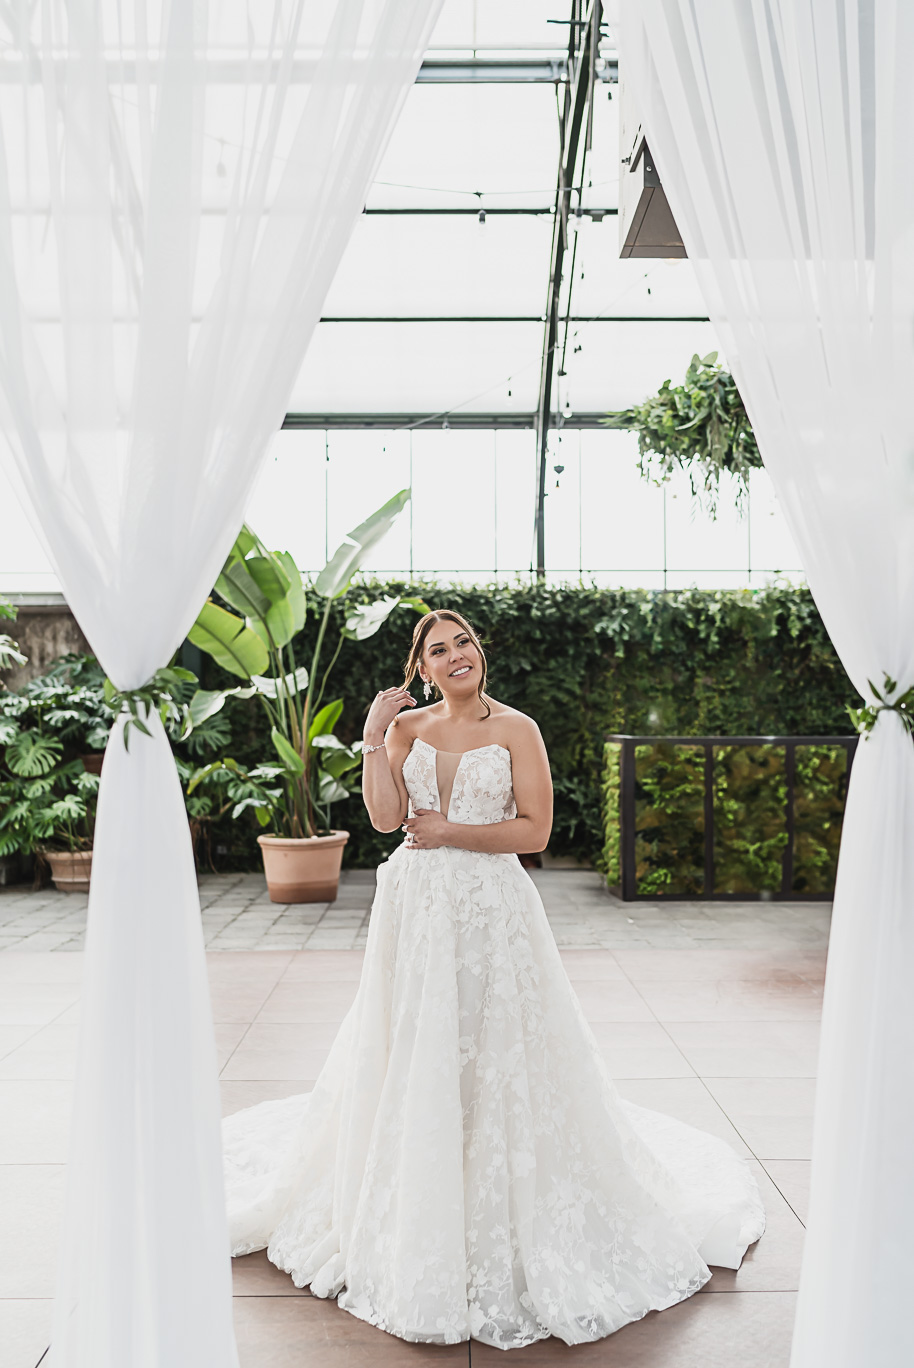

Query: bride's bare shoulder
<box><xmin>487</xmin><ymin>702</ymin><xmax>546</xmax><ymax>750</ymax></box>
<box><xmin>388</xmin><ymin>701</ymin><xmax>442</xmax><ymax>744</ymax></box>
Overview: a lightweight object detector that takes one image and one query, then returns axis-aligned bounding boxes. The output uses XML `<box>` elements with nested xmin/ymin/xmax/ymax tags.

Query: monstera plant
<box><xmin>186</xmin><ymin>490</ymin><xmax>426</xmax><ymax>901</ymax></box>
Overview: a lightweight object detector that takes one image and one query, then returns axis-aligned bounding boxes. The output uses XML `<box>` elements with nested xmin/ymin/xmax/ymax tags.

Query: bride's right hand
<box><xmin>364</xmin><ymin>685</ymin><xmax>416</xmax><ymax>740</ymax></box>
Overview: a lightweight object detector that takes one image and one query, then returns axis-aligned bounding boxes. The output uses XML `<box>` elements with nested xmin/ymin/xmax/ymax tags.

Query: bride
<box><xmin>222</xmin><ymin>608</ymin><xmax>765</xmax><ymax>1350</ymax></box>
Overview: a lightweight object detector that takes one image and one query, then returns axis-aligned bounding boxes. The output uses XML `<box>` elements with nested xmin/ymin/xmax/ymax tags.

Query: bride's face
<box><xmin>422</xmin><ymin>623</ymin><xmax>480</xmax><ymax>698</ymax></box>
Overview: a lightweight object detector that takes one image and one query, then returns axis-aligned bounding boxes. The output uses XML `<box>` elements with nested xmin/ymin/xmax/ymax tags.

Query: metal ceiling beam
<box><xmin>281</xmin><ymin>412</ymin><xmax>618</xmax><ymax>431</ymax></box>
<box><xmin>316</xmin><ymin>315</ymin><xmax>709</xmax><ymax>323</ymax></box>
<box><xmin>0</xmin><ymin>55</ymin><xmax>618</xmax><ymax>84</ymax></box>
<box><xmin>534</xmin><ymin>0</ymin><xmax>602</xmax><ymax>579</ymax></box>
<box><xmin>361</xmin><ymin>207</ymin><xmax>617</xmax><ymax>216</ymax></box>
<box><xmin>416</xmin><ymin>57</ymin><xmax>616</xmax><ymax>83</ymax></box>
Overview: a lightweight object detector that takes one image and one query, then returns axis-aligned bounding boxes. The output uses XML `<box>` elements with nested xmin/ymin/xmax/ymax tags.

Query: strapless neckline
<box><xmin>411</xmin><ymin>737</ymin><xmax>510</xmax><ymax>760</ymax></box>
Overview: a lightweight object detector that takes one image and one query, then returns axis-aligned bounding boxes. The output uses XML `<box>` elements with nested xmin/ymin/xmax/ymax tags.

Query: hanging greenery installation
<box><xmin>603</xmin><ymin>351</ymin><xmax>762</xmax><ymax>515</ymax></box>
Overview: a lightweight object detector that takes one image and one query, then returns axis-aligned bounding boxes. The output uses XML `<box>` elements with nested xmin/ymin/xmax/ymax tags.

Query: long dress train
<box><xmin>223</xmin><ymin>737</ymin><xmax>765</xmax><ymax>1350</ymax></box>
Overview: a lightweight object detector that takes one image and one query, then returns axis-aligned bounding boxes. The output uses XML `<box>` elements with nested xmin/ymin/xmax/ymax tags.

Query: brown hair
<box><xmin>403</xmin><ymin>609</ymin><xmax>491</xmax><ymax>719</ymax></box>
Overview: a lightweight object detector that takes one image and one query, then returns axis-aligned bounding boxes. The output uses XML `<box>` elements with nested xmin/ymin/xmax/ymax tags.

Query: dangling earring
<box><xmin>423</xmin><ymin>678</ymin><xmax>431</xmax><ymax>700</ymax></box>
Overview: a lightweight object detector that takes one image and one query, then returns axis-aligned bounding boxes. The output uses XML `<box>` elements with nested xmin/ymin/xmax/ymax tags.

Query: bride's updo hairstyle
<box><xmin>404</xmin><ymin>609</ymin><xmax>491</xmax><ymax>719</ymax></box>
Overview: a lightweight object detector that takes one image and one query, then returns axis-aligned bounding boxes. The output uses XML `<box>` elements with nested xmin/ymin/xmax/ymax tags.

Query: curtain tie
<box><xmin>847</xmin><ymin>673</ymin><xmax>914</xmax><ymax>740</ymax></box>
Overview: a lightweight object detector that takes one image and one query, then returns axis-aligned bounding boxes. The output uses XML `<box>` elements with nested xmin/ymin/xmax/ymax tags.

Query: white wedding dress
<box><xmin>223</xmin><ymin>738</ymin><xmax>765</xmax><ymax>1350</ymax></box>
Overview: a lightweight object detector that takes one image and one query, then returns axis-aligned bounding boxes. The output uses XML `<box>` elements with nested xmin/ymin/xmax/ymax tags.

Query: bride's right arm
<box><xmin>362</xmin><ymin>687</ymin><xmax>414</xmax><ymax>832</ymax></box>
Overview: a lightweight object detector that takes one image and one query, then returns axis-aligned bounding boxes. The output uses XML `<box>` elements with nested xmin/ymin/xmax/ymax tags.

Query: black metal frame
<box><xmin>607</xmin><ymin>734</ymin><xmax>858</xmax><ymax>902</ymax></box>
<box><xmin>282</xmin><ymin>412</ymin><xmax>610</xmax><ymax>430</ymax></box>
<box><xmin>315</xmin><ymin>315</ymin><xmax>708</xmax><ymax>324</ymax></box>
<box><xmin>534</xmin><ymin>0</ymin><xmax>603</xmax><ymax>580</ymax></box>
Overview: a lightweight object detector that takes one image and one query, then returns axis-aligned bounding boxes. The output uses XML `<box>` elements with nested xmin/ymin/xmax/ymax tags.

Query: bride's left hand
<box><xmin>402</xmin><ymin>809</ymin><xmax>450</xmax><ymax>849</ymax></box>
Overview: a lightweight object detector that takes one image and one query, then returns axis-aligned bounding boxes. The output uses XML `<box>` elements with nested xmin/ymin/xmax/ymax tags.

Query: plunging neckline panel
<box><xmin>410</xmin><ymin>737</ymin><xmax>510</xmax><ymax>821</ymax></box>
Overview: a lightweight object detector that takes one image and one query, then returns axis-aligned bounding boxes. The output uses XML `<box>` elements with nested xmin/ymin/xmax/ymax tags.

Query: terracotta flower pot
<box><xmin>257</xmin><ymin>831</ymin><xmax>349</xmax><ymax>903</ymax></box>
<box><xmin>45</xmin><ymin>849</ymin><xmax>93</xmax><ymax>893</ymax></box>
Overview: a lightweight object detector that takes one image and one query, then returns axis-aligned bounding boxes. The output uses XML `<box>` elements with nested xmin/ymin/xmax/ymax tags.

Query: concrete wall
<box><xmin>1</xmin><ymin>597</ymin><xmax>91</xmax><ymax>687</ymax></box>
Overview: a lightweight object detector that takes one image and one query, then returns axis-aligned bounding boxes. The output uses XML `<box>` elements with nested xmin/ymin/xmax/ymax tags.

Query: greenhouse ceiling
<box><xmin>286</xmin><ymin>0</ymin><xmax>719</xmax><ymax>427</ymax></box>
<box><xmin>1</xmin><ymin>0</ymin><xmax>773</xmax><ymax>597</ymax></box>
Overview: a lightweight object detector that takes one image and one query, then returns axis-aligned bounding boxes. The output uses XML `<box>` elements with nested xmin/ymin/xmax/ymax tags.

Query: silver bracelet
<box><xmin>361</xmin><ymin>741</ymin><xmax>386</xmax><ymax>754</ymax></box>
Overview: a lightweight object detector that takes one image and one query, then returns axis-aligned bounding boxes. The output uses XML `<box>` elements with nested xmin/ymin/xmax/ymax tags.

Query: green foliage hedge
<box><xmin>193</xmin><ymin>579</ymin><xmax>853</xmax><ymax>871</ymax></box>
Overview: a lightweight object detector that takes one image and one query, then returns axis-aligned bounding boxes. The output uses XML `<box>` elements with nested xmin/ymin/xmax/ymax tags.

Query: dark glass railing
<box><xmin>603</xmin><ymin>735</ymin><xmax>858</xmax><ymax>901</ymax></box>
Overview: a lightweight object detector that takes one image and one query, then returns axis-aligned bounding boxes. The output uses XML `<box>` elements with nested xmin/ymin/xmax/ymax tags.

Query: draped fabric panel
<box><xmin>615</xmin><ymin>3</ymin><xmax>914</xmax><ymax>1364</ymax></box>
<box><xmin>0</xmin><ymin>2</ymin><xmax>442</xmax><ymax>1364</ymax></box>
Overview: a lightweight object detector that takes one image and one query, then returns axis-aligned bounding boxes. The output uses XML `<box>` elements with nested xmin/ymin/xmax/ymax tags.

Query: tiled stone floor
<box><xmin>0</xmin><ymin>871</ymin><xmax>828</xmax><ymax>1367</ymax></box>
<box><xmin>0</xmin><ymin>867</ymin><xmax>832</xmax><ymax>953</ymax></box>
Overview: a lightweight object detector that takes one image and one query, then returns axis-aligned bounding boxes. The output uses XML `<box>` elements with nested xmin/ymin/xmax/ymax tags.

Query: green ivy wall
<box><xmin>197</xmin><ymin>580</ymin><xmax>854</xmax><ymax>871</ymax></box>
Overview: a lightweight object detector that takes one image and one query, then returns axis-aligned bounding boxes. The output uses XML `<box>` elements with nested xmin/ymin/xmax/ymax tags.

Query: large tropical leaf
<box><xmin>215</xmin><ymin>558</ymin><xmax>272</xmax><ymax>621</ymax></box>
<box><xmin>5</xmin><ymin>730</ymin><xmax>63</xmax><ymax>777</ymax></box>
<box><xmin>187</xmin><ymin>601</ymin><xmax>269</xmax><ymax>680</ymax></box>
<box><xmin>0</xmin><ymin>634</ymin><xmax>27</xmax><ymax>669</ymax></box>
<box><xmin>342</xmin><ymin>595</ymin><xmax>403</xmax><ymax>641</ymax></box>
<box><xmin>188</xmin><ymin>684</ymin><xmax>258</xmax><ymax>730</ymax></box>
<box><xmin>317</xmin><ymin>771</ymin><xmax>351</xmax><ymax>804</ymax></box>
<box><xmin>231</xmin><ymin>796</ymin><xmax>276</xmax><ymax>825</ymax></box>
<box><xmin>275</xmin><ymin>550</ymin><xmax>306</xmax><ymax>633</ymax></box>
<box><xmin>270</xmin><ymin>726</ymin><xmax>305</xmax><ymax>776</ymax></box>
<box><xmin>222</xmin><ymin>524</ymin><xmax>260</xmax><ymax>570</ymax></box>
<box><xmin>319</xmin><ymin>743</ymin><xmax>363</xmax><ymax>780</ymax></box>
<box><xmin>314</xmin><ymin>489</ymin><xmax>410</xmax><ymax>599</ymax></box>
<box><xmin>307</xmin><ymin>698</ymin><xmax>343</xmax><ymax>745</ymax></box>
<box><xmin>184</xmin><ymin>712</ymin><xmax>232</xmax><ymax>757</ymax></box>
<box><xmin>50</xmin><ymin>794</ymin><xmax>85</xmax><ymax>823</ymax></box>
<box><xmin>245</xmin><ymin>554</ymin><xmax>297</xmax><ymax>648</ymax></box>
<box><xmin>0</xmin><ymin>717</ymin><xmax>19</xmax><ymax>745</ymax></box>
<box><xmin>249</xmin><ymin>666</ymin><xmax>310</xmax><ymax>700</ymax></box>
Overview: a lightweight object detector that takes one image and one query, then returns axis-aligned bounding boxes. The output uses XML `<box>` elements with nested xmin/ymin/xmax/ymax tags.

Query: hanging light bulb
<box><xmin>477</xmin><ymin>208</ymin><xmax>486</xmax><ymax>226</ymax></box>
<box><xmin>569</xmin><ymin>205</ymin><xmax>584</xmax><ymax>233</ymax></box>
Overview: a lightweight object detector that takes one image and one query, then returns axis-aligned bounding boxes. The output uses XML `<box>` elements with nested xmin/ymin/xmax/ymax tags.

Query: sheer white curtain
<box><xmin>0</xmin><ymin>2</ymin><xmax>442</xmax><ymax>1364</ymax></box>
<box><xmin>616</xmin><ymin>3</ymin><xmax>914</xmax><ymax>1365</ymax></box>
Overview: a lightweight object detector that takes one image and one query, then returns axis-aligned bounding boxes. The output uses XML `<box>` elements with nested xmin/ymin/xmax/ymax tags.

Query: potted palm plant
<box><xmin>186</xmin><ymin>490</ymin><xmax>426</xmax><ymax>902</ymax></box>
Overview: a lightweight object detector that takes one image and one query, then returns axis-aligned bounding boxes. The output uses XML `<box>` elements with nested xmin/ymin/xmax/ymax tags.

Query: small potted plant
<box><xmin>0</xmin><ymin>739</ymin><xmax>99</xmax><ymax>891</ymax></box>
<box><xmin>0</xmin><ymin>649</ymin><xmax>116</xmax><ymax>888</ymax></box>
<box><xmin>186</xmin><ymin>491</ymin><xmax>426</xmax><ymax>902</ymax></box>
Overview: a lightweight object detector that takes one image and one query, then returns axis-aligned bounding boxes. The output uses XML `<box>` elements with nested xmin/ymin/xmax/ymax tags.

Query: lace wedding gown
<box><xmin>223</xmin><ymin>738</ymin><xmax>765</xmax><ymax>1350</ymax></box>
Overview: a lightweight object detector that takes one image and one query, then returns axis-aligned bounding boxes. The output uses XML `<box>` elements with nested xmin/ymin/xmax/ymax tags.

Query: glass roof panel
<box><xmin>581</xmin><ymin>89</ymin><xmax>621</xmax><ymax>211</ymax></box>
<box><xmin>428</xmin><ymin>0</ymin><xmax>580</xmax><ymax>51</ymax></box>
<box><xmin>322</xmin><ymin>213</ymin><xmax>551</xmax><ymax>317</ymax></box>
<box><xmin>566</xmin><ymin>234</ymin><xmax>711</xmax><ymax>318</ymax></box>
<box><xmin>366</xmin><ymin>84</ymin><xmax>558</xmax><ymax>210</ymax></box>
<box><xmin>288</xmin><ymin>320</ymin><xmax>544</xmax><ymax>413</ymax></box>
<box><xmin>558</xmin><ymin>320</ymin><xmax>724</xmax><ymax>414</ymax></box>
